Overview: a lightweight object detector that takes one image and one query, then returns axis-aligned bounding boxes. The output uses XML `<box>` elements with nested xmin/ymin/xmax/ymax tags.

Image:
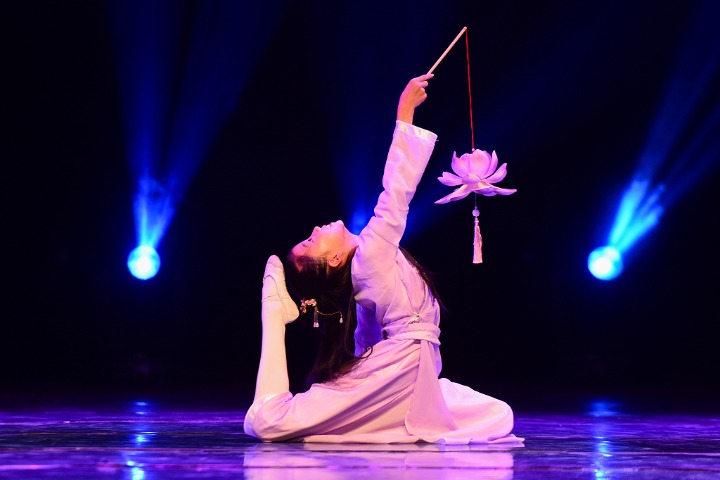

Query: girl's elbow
<box><xmin>244</xmin><ymin>419</ymin><xmax>293</xmax><ymax>442</ymax></box>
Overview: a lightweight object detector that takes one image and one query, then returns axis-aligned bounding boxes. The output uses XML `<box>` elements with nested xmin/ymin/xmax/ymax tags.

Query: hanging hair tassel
<box><xmin>473</xmin><ymin>206</ymin><xmax>482</xmax><ymax>264</ymax></box>
<box><xmin>313</xmin><ymin>309</ymin><xmax>319</xmax><ymax>328</ymax></box>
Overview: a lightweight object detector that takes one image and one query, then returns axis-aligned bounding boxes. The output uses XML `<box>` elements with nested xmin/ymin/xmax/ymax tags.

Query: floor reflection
<box><xmin>243</xmin><ymin>443</ymin><xmax>516</xmax><ymax>480</ymax></box>
<box><xmin>0</xmin><ymin>398</ymin><xmax>719</xmax><ymax>479</ymax></box>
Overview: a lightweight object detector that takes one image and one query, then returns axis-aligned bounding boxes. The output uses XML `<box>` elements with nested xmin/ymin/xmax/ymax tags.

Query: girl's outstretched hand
<box><xmin>397</xmin><ymin>74</ymin><xmax>434</xmax><ymax>125</ymax></box>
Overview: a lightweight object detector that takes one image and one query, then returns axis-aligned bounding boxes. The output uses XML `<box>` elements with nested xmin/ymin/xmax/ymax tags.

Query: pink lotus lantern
<box><xmin>435</xmin><ymin>149</ymin><xmax>516</xmax><ymax>263</ymax></box>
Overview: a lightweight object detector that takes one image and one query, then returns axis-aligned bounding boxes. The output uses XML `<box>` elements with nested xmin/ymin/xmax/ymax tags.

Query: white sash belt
<box><xmin>382</xmin><ymin>322</ymin><xmax>440</xmax><ymax>345</ymax></box>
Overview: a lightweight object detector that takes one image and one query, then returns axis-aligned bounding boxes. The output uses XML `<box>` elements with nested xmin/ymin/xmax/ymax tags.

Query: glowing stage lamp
<box><xmin>127</xmin><ymin>245</ymin><xmax>161</xmax><ymax>280</ymax></box>
<box><xmin>587</xmin><ymin>246</ymin><xmax>623</xmax><ymax>281</ymax></box>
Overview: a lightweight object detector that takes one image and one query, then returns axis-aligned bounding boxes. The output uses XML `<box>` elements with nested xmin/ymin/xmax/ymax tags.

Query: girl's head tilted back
<box><xmin>286</xmin><ymin>220</ymin><xmax>358</xmax><ymax>317</ymax></box>
<box><xmin>289</xmin><ymin>220</ymin><xmax>358</xmax><ymax>269</ymax></box>
<box><xmin>285</xmin><ymin>220</ymin><xmax>361</xmax><ymax>384</ymax></box>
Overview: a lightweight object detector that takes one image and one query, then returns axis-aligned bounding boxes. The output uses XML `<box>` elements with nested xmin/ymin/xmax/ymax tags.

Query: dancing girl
<box><xmin>244</xmin><ymin>73</ymin><xmax>520</xmax><ymax>444</ymax></box>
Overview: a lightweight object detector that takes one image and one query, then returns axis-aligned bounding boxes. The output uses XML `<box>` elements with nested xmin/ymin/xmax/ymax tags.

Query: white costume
<box><xmin>245</xmin><ymin>121</ymin><xmax>521</xmax><ymax>444</ymax></box>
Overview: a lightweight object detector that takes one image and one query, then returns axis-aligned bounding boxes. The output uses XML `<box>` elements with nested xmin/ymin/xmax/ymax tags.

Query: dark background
<box><xmin>4</xmin><ymin>0</ymin><xmax>719</xmax><ymax>409</ymax></box>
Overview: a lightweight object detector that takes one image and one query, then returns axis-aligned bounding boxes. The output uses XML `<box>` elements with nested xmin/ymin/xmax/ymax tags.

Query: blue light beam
<box><xmin>608</xmin><ymin>179</ymin><xmax>665</xmax><ymax>255</ymax></box>
<box><xmin>108</xmin><ymin>0</ymin><xmax>287</xmax><ymax>279</ymax></box>
<box><xmin>589</xmin><ymin>0</ymin><xmax>720</xmax><ymax>281</ymax></box>
<box><xmin>633</xmin><ymin>0</ymin><xmax>720</xmax><ymax>183</ymax></box>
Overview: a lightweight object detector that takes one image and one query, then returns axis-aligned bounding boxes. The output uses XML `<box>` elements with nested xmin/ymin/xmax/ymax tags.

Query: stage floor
<box><xmin>1</xmin><ymin>398</ymin><xmax>719</xmax><ymax>479</ymax></box>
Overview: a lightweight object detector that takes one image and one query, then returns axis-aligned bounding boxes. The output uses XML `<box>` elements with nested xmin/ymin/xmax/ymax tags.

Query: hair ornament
<box><xmin>299</xmin><ymin>298</ymin><xmax>343</xmax><ymax>328</ymax></box>
<box><xmin>300</xmin><ymin>298</ymin><xmax>317</xmax><ymax>314</ymax></box>
<box><xmin>300</xmin><ymin>299</ymin><xmax>319</xmax><ymax>328</ymax></box>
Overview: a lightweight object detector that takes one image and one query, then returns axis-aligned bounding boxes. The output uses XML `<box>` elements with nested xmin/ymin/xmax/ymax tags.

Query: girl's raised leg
<box><xmin>253</xmin><ymin>255</ymin><xmax>299</xmax><ymax>402</ymax></box>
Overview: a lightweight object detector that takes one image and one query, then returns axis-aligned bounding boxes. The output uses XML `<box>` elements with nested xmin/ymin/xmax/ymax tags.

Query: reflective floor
<box><xmin>1</xmin><ymin>397</ymin><xmax>719</xmax><ymax>479</ymax></box>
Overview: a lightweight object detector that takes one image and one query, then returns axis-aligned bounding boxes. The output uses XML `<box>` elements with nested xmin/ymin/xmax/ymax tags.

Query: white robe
<box><xmin>244</xmin><ymin>121</ymin><xmax>522</xmax><ymax>444</ymax></box>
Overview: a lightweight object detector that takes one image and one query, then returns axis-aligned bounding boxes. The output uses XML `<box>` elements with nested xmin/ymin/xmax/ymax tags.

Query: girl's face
<box><xmin>291</xmin><ymin>220</ymin><xmax>358</xmax><ymax>265</ymax></box>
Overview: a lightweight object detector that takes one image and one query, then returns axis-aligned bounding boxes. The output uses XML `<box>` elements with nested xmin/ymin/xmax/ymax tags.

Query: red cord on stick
<box><xmin>426</xmin><ymin>26</ymin><xmax>475</xmax><ymax>152</ymax></box>
<box><xmin>465</xmin><ymin>30</ymin><xmax>475</xmax><ymax>152</ymax></box>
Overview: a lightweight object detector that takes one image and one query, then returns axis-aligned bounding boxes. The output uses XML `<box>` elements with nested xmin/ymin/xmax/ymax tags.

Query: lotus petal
<box><xmin>437</xmin><ymin>172</ymin><xmax>463</xmax><ymax>186</ymax></box>
<box><xmin>491</xmin><ymin>186</ymin><xmax>517</xmax><ymax>195</ymax></box>
<box><xmin>485</xmin><ymin>163</ymin><xmax>508</xmax><ymax>184</ymax></box>
<box><xmin>461</xmin><ymin>173</ymin><xmax>482</xmax><ymax>185</ymax></box>
<box><xmin>451</xmin><ymin>152</ymin><xmax>469</xmax><ymax>177</ymax></box>
<box><xmin>471</xmin><ymin>185</ymin><xmax>496</xmax><ymax>196</ymax></box>
<box><xmin>487</xmin><ymin>151</ymin><xmax>499</xmax><ymax>178</ymax></box>
<box><xmin>435</xmin><ymin>184</ymin><xmax>472</xmax><ymax>204</ymax></box>
<box><xmin>473</xmin><ymin>184</ymin><xmax>516</xmax><ymax>196</ymax></box>
<box><xmin>468</xmin><ymin>150</ymin><xmax>491</xmax><ymax>178</ymax></box>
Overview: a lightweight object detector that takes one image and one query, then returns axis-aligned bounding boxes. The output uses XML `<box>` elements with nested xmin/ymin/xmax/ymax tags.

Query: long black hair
<box><xmin>285</xmin><ymin>246</ymin><xmax>443</xmax><ymax>385</ymax></box>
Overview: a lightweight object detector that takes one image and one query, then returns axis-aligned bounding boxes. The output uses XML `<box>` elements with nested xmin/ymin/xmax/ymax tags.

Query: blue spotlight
<box><xmin>589</xmin><ymin>1</ymin><xmax>720</xmax><ymax>281</ymax></box>
<box><xmin>108</xmin><ymin>1</ymin><xmax>286</xmax><ymax>283</ymax></box>
<box><xmin>588</xmin><ymin>246</ymin><xmax>623</xmax><ymax>281</ymax></box>
<box><xmin>127</xmin><ymin>246</ymin><xmax>161</xmax><ymax>280</ymax></box>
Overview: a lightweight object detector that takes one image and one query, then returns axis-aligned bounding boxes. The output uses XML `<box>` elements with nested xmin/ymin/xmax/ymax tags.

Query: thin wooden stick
<box><xmin>427</xmin><ymin>26</ymin><xmax>468</xmax><ymax>74</ymax></box>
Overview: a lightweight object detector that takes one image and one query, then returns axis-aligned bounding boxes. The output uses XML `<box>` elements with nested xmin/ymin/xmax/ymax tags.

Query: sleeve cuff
<box><xmin>395</xmin><ymin>120</ymin><xmax>438</xmax><ymax>143</ymax></box>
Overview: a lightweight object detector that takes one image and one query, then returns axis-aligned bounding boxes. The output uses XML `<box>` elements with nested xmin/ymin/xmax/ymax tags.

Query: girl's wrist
<box><xmin>397</xmin><ymin>106</ymin><xmax>414</xmax><ymax>124</ymax></box>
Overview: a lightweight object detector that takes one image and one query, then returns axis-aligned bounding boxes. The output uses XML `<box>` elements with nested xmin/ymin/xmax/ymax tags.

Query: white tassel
<box><xmin>473</xmin><ymin>207</ymin><xmax>482</xmax><ymax>264</ymax></box>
